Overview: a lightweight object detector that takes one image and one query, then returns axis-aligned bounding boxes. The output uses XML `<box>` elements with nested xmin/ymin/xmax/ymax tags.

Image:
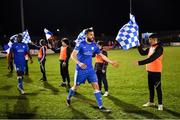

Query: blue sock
<box><xmin>18</xmin><ymin>77</ymin><xmax>23</xmax><ymax>90</ymax></box>
<box><xmin>67</xmin><ymin>88</ymin><xmax>75</xmax><ymax>100</ymax></box>
<box><xmin>94</xmin><ymin>91</ymin><xmax>103</xmax><ymax>108</ymax></box>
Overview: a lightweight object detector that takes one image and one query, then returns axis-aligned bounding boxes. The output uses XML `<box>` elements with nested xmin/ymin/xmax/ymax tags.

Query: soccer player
<box><xmin>8</xmin><ymin>34</ymin><xmax>33</xmax><ymax>94</ymax></box>
<box><xmin>136</xmin><ymin>33</ymin><xmax>163</xmax><ymax>110</ymax></box>
<box><xmin>38</xmin><ymin>39</ymin><xmax>47</xmax><ymax>81</ymax></box>
<box><xmin>94</xmin><ymin>41</ymin><xmax>109</xmax><ymax>96</ymax></box>
<box><xmin>59</xmin><ymin>38</ymin><xmax>71</xmax><ymax>88</ymax></box>
<box><xmin>66</xmin><ymin>28</ymin><xmax>118</xmax><ymax>112</ymax></box>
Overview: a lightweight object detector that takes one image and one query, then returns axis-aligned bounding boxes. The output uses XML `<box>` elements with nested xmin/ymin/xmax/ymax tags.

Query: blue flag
<box><xmin>116</xmin><ymin>14</ymin><xmax>139</xmax><ymax>50</ymax></box>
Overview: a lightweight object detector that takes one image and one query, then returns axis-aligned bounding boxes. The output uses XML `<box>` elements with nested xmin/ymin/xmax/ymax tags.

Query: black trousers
<box><xmin>25</xmin><ymin>60</ymin><xmax>28</xmax><ymax>75</ymax></box>
<box><xmin>60</xmin><ymin>60</ymin><xmax>70</xmax><ymax>84</ymax></box>
<box><xmin>9</xmin><ymin>60</ymin><xmax>13</xmax><ymax>72</ymax></box>
<box><xmin>96</xmin><ymin>71</ymin><xmax>108</xmax><ymax>92</ymax></box>
<box><xmin>148</xmin><ymin>71</ymin><xmax>162</xmax><ymax>104</ymax></box>
<box><xmin>40</xmin><ymin>60</ymin><xmax>46</xmax><ymax>79</ymax></box>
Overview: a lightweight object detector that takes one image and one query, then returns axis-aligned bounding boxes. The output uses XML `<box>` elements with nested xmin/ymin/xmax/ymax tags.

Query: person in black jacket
<box><xmin>59</xmin><ymin>38</ymin><xmax>71</xmax><ymax>88</ymax></box>
<box><xmin>94</xmin><ymin>41</ymin><xmax>109</xmax><ymax>96</ymax></box>
<box><xmin>135</xmin><ymin>33</ymin><xmax>164</xmax><ymax>110</ymax></box>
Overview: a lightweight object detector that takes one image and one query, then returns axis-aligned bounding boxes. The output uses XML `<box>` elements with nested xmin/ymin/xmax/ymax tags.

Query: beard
<box><xmin>87</xmin><ymin>38</ymin><xmax>93</xmax><ymax>42</ymax></box>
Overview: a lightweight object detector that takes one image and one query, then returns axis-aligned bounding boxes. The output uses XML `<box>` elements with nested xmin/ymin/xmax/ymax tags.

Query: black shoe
<box><xmin>43</xmin><ymin>77</ymin><xmax>47</xmax><ymax>81</ymax></box>
<box><xmin>66</xmin><ymin>99</ymin><xmax>71</xmax><ymax>106</ymax></box>
<box><xmin>40</xmin><ymin>77</ymin><xmax>43</xmax><ymax>81</ymax></box>
<box><xmin>60</xmin><ymin>82</ymin><xmax>67</xmax><ymax>87</ymax></box>
<box><xmin>67</xmin><ymin>84</ymin><xmax>71</xmax><ymax>88</ymax></box>
<box><xmin>99</xmin><ymin>107</ymin><xmax>111</xmax><ymax>113</ymax></box>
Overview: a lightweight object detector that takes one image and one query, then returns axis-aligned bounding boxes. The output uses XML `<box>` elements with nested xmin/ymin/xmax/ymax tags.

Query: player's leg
<box><xmin>65</xmin><ymin>63</ymin><xmax>71</xmax><ymax>88</ymax></box>
<box><xmin>60</xmin><ymin>60</ymin><xmax>66</xmax><ymax>86</ymax></box>
<box><xmin>10</xmin><ymin>60</ymin><xmax>13</xmax><ymax>73</ymax></box>
<box><xmin>96</xmin><ymin>71</ymin><xmax>102</xmax><ymax>91</ymax></box>
<box><xmin>25</xmin><ymin>60</ymin><xmax>29</xmax><ymax>75</ymax></box>
<box><xmin>66</xmin><ymin>84</ymin><xmax>79</xmax><ymax>106</ymax></box>
<box><xmin>66</xmin><ymin>70</ymin><xmax>82</xmax><ymax>106</ymax></box>
<box><xmin>42</xmin><ymin>60</ymin><xmax>47</xmax><ymax>81</ymax></box>
<box><xmin>143</xmin><ymin>72</ymin><xmax>155</xmax><ymax>106</ymax></box>
<box><xmin>154</xmin><ymin>72</ymin><xmax>163</xmax><ymax>110</ymax></box>
<box><xmin>102</xmin><ymin>73</ymin><xmax>108</xmax><ymax>96</ymax></box>
<box><xmin>16</xmin><ymin>64</ymin><xmax>25</xmax><ymax>94</ymax></box>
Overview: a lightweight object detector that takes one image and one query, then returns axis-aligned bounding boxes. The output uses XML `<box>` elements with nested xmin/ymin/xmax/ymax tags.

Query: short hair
<box><xmin>85</xmin><ymin>28</ymin><xmax>94</xmax><ymax>35</ymax></box>
<box><xmin>149</xmin><ymin>33</ymin><xmax>158</xmax><ymax>39</ymax></box>
<box><xmin>97</xmin><ymin>41</ymin><xmax>104</xmax><ymax>46</ymax></box>
<box><xmin>61</xmin><ymin>38</ymin><xmax>69</xmax><ymax>45</ymax></box>
<box><xmin>39</xmin><ymin>39</ymin><xmax>46</xmax><ymax>46</ymax></box>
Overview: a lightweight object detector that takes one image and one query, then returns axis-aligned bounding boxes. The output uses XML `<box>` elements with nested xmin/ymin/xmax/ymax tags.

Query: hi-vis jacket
<box><xmin>138</xmin><ymin>43</ymin><xmax>163</xmax><ymax>72</ymax></box>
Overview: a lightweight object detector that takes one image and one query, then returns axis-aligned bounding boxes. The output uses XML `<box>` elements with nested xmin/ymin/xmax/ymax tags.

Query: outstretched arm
<box><xmin>99</xmin><ymin>53</ymin><xmax>119</xmax><ymax>67</ymax></box>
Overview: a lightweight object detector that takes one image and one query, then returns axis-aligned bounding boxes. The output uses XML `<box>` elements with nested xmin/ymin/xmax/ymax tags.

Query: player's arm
<box><xmin>99</xmin><ymin>53</ymin><xmax>119</xmax><ymax>68</ymax></box>
<box><xmin>102</xmin><ymin>51</ymin><xmax>108</xmax><ymax>72</ymax></box>
<box><xmin>138</xmin><ymin>46</ymin><xmax>163</xmax><ymax>65</ymax></box>
<box><xmin>138</xmin><ymin>44</ymin><xmax>149</xmax><ymax>56</ymax></box>
<box><xmin>71</xmin><ymin>50</ymin><xmax>86</xmax><ymax>69</ymax></box>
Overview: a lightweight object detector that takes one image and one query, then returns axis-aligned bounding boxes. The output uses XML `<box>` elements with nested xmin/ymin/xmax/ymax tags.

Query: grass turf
<box><xmin>0</xmin><ymin>47</ymin><xmax>180</xmax><ymax>119</ymax></box>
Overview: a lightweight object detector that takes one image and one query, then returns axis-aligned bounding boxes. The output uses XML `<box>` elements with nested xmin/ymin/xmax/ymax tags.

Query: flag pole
<box><xmin>20</xmin><ymin>0</ymin><xmax>25</xmax><ymax>32</ymax></box>
<box><xmin>130</xmin><ymin>0</ymin><xmax>132</xmax><ymax>14</ymax></box>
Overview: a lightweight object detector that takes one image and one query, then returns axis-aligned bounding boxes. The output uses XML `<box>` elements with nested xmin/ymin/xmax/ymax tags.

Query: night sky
<box><xmin>1</xmin><ymin>0</ymin><xmax>180</xmax><ymax>37</ymax></box>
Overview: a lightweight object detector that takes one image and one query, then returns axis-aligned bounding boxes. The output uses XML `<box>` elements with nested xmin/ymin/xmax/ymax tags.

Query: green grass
<box><xmin>0</xmin><ymin>47</ymin><xmax>180</xmax><ymax>119</ymax></box>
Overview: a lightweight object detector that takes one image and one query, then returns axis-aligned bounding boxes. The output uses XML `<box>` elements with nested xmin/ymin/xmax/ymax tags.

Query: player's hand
<box><xmin>133</xmin><ymin>61</ymin><xmax>139</xmax><ymax>66</ymax></box>
<box><xmin>78</xmin><ymin>62</ymin><xmax>87</xmax><ymax>69</ymax></box>
<box><xmin>111</xmin><ymin>61</ymin><xmax>119</xmax><ymax>68</ymax></box>
<box><xmin>102</xmin><ymin>70</ymin><xmax>106</xmax><ymax>73</ymax></box>
<box><xmin>62</xmin><ymin>62</ymin><xmax>66</xmax><ymax>67</ymax></box>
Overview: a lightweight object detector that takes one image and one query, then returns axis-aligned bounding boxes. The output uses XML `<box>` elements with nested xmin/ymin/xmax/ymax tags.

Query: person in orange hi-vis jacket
<box><xmin>135</xmin><ymin>33</ymin><xmax>163</xmax><ymax>111</ymax></box>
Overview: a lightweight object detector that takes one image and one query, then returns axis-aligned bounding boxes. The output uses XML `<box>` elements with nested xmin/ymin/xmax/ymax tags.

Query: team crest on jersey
<box><xmin>91</xmin><ymin>47</ymin><xmax>94</xmax><ymax>50</ymax></box>
<box><xmin>23</xmin><ymin>46</ymin><xmax>25</xmax><ymax>48</ymax></box>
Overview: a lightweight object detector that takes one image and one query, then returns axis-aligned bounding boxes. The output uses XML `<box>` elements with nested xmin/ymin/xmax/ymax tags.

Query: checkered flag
<box><xmin>116</xmin><ymin>14</ymin><xmax>139</xmax><ymax>50</ymax></box>
<box><xmin>75</xmin><ymin>27</ymin><xmax>93</xmax><ymax>44</ymax></box>
<box><xmin>22</xmin><ymin>30</ymin><xmax>31</xmax><ymax>44</ymax></box>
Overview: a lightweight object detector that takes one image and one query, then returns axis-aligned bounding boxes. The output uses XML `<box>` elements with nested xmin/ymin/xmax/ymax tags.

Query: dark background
<box><xmin>1</xmin><ymin>0</ymin><xmax>180</xmax><ymax>37</ymax></box>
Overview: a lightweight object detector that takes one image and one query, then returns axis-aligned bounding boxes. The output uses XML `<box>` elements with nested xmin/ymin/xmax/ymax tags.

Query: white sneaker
<box><xmin>158</xmin><ymin>104</ymin><xmax>163</xmax><ymax>111</ymax></box>
<box><xmin>17</xmin><ymin>86</ymin><xmax>25</xmax><ymax>95</ymax></box>
<box><xmin>143</xmin><ymin>102</ymin><xmax>155</xmax><ymax>107</ymax></box>
<box><xmin>103</xmin><ymin>92</ymin><xmax>109</xmax><ymax>97</ymax></box>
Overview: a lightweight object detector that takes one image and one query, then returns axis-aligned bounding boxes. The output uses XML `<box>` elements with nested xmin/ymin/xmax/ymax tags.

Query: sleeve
<box><xmin>102</xmin><ymin>51</ymin><xmax>108</xmax><ymax>71</ymax></box>
<box><xmin>138</xmin><ymin>46</ymin><xmax>163</xmax><ymax>65</ymax></box>
<box><xmin>138</xmin><ymin>45</ymin><xmax>149</xmax><ymax>56</ymax></box>
<box><xmin>94</xmin><ymin>44</ymin><xmax>100</xmax><ymax>55</ymax></box>
<box><xmin>65</xmin><ymin>47</ymin><xmax>71</xmax><ymax>63</ymax></box>
<box><xmin>74</xmin><ymin>42</ymin><xmax>82</xmax><ymax>52</ymax></box>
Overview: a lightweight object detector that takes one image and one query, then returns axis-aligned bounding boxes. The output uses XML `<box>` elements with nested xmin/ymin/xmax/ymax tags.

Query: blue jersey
<box><xmin>10</xmin><ymin>42</ymin><xmax>29</xmax><ymax>65</ymax></box>
<box><xmin>74</xmin><ymin>41</ymin><xmax>100</xmax><ymax>72</ymax></box>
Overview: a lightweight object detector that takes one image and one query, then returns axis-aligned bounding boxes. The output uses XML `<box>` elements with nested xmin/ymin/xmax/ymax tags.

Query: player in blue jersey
<box><xmin>8</xmin><ymin>34</ymin><xmax>33</xmax><ymax>94</ymax></box>
<box><xmin>66</xmin><ymin>28</ymin><xmax>118</xmax><ymax>112</ymax></box>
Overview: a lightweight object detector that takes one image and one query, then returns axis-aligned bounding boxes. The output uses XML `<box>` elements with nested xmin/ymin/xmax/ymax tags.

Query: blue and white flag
<box><xmin>116</xmin><ymin>14</ymin><xmax>139</xmax><ymax>50</ymax></box>
<box><xmin>75</xmin><ymin>27</ymin><xmax>93</xmax><ymax>44</ymax></box>
<box><xmin>75</xmin><ymin>29</ymin><xmax>86</xmax><ymax>44</ymax></box>
<box><xmin>3</xmin><ymin>41</ymin><xmax>13</xmax><ymax>54</ymax></box>
<box><xmin>44</xmin><ymin>28</ymin><xmax>53</xmax><ymax>40</ymax></box>
<box><xmin>22</xmin><ymin>30</ymin><xmax>31</xmax><ymax>44</ymax></box>
<box><xmin>10</xmin><ymin>34</ymin><xmax>18</xmax><ymax>43</ymax></box>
